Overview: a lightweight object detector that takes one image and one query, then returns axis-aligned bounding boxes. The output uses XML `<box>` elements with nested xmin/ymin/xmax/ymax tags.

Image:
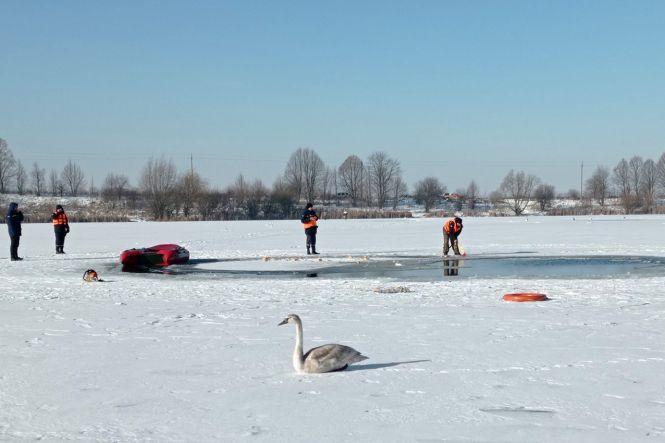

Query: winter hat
<box><xmin>56</xmin><ymin>204</ymin><xmax>63</xmax><ymax>210</ymax></box>
<box><xmin>306</xmin><ymin>202</ymin><xmax>314</xmax><ymax>209</ymax></box>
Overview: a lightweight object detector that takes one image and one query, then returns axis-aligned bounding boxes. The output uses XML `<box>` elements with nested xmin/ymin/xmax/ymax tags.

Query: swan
<box><xmin>278</xmin><ymin>314</ymin><xmax>368</xmax><ymax>373</ymax></box>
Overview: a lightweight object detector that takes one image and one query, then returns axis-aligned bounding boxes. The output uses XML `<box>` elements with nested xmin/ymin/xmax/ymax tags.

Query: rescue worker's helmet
<box><xmin>83</xmin><ymin>269</ymin><xmax>99</xmax><ymax>282</ymax></box>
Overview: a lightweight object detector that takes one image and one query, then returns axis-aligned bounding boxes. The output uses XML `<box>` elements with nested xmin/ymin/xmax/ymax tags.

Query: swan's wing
<box><xmin>303</xmin><ymin>344</ymin><xmax>368</xmax><ymax>373</ymax></box>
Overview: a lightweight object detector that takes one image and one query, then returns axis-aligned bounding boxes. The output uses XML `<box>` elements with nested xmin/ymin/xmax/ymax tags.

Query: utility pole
<box><xmin>190</xmin><ymin>154</ymin><xmax>194</xmax><ymax>176</ymax></box>
<box><xmin>580</xmin><ymin>161</ymin><xmax>584</xmax><ymax>200</ymax></box>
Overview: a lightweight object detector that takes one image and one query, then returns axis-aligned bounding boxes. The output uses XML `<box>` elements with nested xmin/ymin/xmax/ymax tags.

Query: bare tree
<box><xmin>225</xmin><ymin>175</ymin><xmax>268</xmax><ymax>219</ymax></box>
<box><xmin>640</xmin><ymin>159</ymin><xmax>658</xmax><ymax>213</ymax></box>
<box><xmin>466</xmin><ymin>180</ymin><xmax>479</xmax><ymax>210</ymax></box>
<box><xmin>391</xmin><ymin>175</ymin><xmax>407</xmax><ymax>210</ymax></box>
<box><xmin>367</xmin><ymin>151</ymin><xmax>400</xmax><ymax>209</ymax></box>
<box><xmin>228</xmin><ymin>174</ymin><xmax>249</xmax><ymax>218</ymax></box>
<box><xmin>613</xmin><ymin>158</ymin><xmax>633</xmax><ymax>213</ymax></box>
<box><xmin>497</xmin><ymin>170</ymin><xmax>539</xmax><ymax>215</ymax></box>
<box><xmin>140</xmin><ymin>157</ymin><xmax>178</xmax><ymax>219</ymax></box>
<box><xmin>176</xmin><ymin>171</ymin><xmax>206</xmax><ymax>218</ymax></box>
<box><xmin>0</xmin><ymin>138</ymin><xmax>16</xmax><ymax>193</ymax></box>
<box><xmin>364</xmin><ymin>166</ymin><xmax>373</xmax><ymax>206</ymax></box>
<box><xmin>414</xmin><ymin>177</ymin><xmax>445</xmax><ymax>212</ymax></box>
<box><xmin>319</xmin><ymin>166</ymin><xmax>336</xmax><ymax>204</ymax></box>
<box><xmin>197</xmin><ymin>189</ymin><xmax>224</xmax><ymax>220</ymax></box>
<box><xmin>268</xmin><ymin>177</ymin><xmax>297</xmax><ymax>219</ymax></box>
<box><xmin>585</xmin><ymin>166</ymin><xmax>610</xmax><ymax>207</ymax></box>
<box><xmin>247</xmin><ymin>179</ymin><xmax>268</xmax><ymax>219</ymax></box>
<box><xmin>567</xmin><ymin>188</ymin><xmax>581</xmax><ymax>200</ymax></box>
<box><xmin>329</xmin><ymin>167</ymin><xmax>339</xmax><ymax>205</ymax></box>
<box><xmin>101</xmin><ymin>173</ymin><xmax>130</xmax><ymax>204</ymax></box>
<box><xmin>283</xmin><ymin>148</ymin><xmax>325</xmax><ymax>203</ymax></box>
<box><xmin>15</xmin><ymin>160</ymin><xmax>27</xmax><ymax>195</ymax></box>
<box><xmin>533</xmin><ymin>183</ymin><xmax>555</xmax><ymax>212</ymax></box>
<box><xmin>48</xmin><ymin>169</ymin><xmax>62</xmax><ymax>196</ymax></box>
<box><xmin>657</xmin><ymin>152</ymin><xmax>665</xmax><ymax>196</ymax></box>
<box><xmin>628</xmin><ymin>156</ymin><xmax>643</xmax><ymax>207</ymax></box>
<box><xmin>30</xmin><ymin>162</ymin><xmax>46</xmax><ymax>196</ymax></box>
<box><xmin>61</xmin><ymin>159</ymin><xmax>86</xmax><ymax>196</ymax></box>
<box><xmin>338</xmin><ymin>155</ymin><xmax>365</xmax><ymax>206</ymax></box>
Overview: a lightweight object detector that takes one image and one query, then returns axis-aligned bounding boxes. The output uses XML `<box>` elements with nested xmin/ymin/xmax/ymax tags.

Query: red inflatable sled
<box><xmin>120</xmin><ymin>244</ymin><xmax>190</xmax><ymax>268</ymax></box>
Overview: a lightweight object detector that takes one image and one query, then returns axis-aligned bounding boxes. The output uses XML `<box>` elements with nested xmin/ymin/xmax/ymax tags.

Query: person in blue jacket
<box><xmin>6</xmin><ymin>202</ymin><xmax>24</xmax><ymax>261</ymax></box>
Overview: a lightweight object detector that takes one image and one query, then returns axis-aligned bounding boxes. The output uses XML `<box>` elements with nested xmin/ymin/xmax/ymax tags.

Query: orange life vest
<box><xmin>303</xmin><ymin>215</ymin><xmax>318</xmax><ymax>229</ymax></box>
<box><xmin>52</xmin><ymin>212</ymin><xmax>68</xmax><ymax>226</ymax></box>
<box><xmin>443</xmin><ymin>218</ymin><xmax>462</xmax><ymax>235</ymax></box>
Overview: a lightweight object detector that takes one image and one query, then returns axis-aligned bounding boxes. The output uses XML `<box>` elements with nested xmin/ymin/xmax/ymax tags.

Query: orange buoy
<box><xmin>503</xmin><ymin>292</ymin><xmax>549</xmax><ymax>302</ymax></box>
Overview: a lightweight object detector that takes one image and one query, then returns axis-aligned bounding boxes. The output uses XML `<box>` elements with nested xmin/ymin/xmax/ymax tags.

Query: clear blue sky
<box><xmin>2</xmin><ymin>0</ymin><xmax>664</xmax><ymax>194</ymax></box>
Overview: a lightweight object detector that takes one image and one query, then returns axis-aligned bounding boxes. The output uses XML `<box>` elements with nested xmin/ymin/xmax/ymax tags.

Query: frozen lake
<box><xmin>1</xmin><ymin>216</ymin><xmax>665</xmax><ymax>441</ymax></box>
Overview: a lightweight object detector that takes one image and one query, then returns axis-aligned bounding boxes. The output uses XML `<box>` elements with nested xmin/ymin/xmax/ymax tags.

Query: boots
<box><xmin>306</xmin><ymin>245</ymin><xmax>311</xmax><ymax>255</ymax></box>
<box><xmin>311</xmin><ymin>245</ymin><xmax>320</xmax><ymax>255</ymax></box>
<box><xmin>56</xmin><ymin>246</ymin><xmax>65</xmax><ymax>254</ymax></box>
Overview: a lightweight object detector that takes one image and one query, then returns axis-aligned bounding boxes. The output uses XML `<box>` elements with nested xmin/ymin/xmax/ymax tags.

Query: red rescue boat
<box><xmin>120</xmin><ymin>244</ymin><xmax>190</xmax><ymax>268</ymax></box>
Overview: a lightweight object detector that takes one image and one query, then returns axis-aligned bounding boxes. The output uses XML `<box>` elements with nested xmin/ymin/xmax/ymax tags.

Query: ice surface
<box><xmin>1</xmin><ymin>216</ymin><xmax>664</xmax><ymax>441</ymax></box>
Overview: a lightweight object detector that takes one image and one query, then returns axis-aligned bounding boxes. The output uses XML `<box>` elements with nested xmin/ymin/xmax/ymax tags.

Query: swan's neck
<box><xmin>292</xmin><ymin>319</ymin><xmax>305</xmax><ymax>372</ymax></box>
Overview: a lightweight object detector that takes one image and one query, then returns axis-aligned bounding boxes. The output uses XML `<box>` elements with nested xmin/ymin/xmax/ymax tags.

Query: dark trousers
<box><xmin>10</xmin><ymin>236</ymin><xmax>20</xmax><ymax>259</ymax></box>
<box><xmin>443</xmin><ymin>233</ymin><xmax>460</xmax><ymax>255</ymax></box>
<box><xmin>54</xmin><ymin>226</ymin><xmax>67</xmax><ymax>252</ymax></box>
<box><xmin>305</xmin><ymin>227</ymin><xmax>317</xmax><ymax>247</ymax></box>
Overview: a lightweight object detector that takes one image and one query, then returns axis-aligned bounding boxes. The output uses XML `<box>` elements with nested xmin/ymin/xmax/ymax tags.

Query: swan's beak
<box><xmin>278</xmin><ymin>318</ymin><xmax>289</xmax><ymax>326</ymax></box>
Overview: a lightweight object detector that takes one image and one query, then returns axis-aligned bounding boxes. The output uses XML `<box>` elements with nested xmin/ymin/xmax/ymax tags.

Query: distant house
<box><xmin>443</xmin><ymin>193</ymin><xmax>464</xmax><ymax>201</ymax></box>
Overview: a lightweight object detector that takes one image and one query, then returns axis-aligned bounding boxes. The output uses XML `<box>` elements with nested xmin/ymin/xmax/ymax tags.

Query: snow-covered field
<box><xmin>2</xmin><ymin>216</ymin><xmax>665</xmax><ymax>441</ymax></box>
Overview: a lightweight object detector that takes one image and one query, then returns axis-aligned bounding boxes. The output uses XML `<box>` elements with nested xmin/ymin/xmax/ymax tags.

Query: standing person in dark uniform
<box><xmin>443</xmin><ymin>216</ymin><xmax>463</xmax><ymax>256</ymax></box>
<box><xmin>6</xmin><ymin>202</ymin><xmax>24</xmax><ymax>261</ymax></box>
<box><xmin>301</xmin><ymin>202</ymin><xmax>319</xmax><ymax>255</ymax></box>
<box><xmin>51</xmin><ymin>204</ymin><xmax>70</xmax><ymax>254</ymax></box>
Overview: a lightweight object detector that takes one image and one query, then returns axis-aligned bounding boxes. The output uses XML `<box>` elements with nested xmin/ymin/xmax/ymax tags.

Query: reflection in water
<box><xmin>443</xmin><ymin>258</ymin><xmax>463</xmax><ymax>276</ymax></box>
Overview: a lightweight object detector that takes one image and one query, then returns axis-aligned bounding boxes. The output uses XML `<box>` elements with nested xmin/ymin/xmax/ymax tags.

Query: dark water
<box><xmin>325</xmin><ymin>255</ymin><xmax>665</xmax><ymax>280</ymax></box>
<box><xmin>308</xmin><ymin>256</ymin><xmax>665</xmax><ymax>281</ymax></box>
<box><xmin>124</xmin><ymin>255</ymin><xmax>665</xmax><ymax>281</ymax></box>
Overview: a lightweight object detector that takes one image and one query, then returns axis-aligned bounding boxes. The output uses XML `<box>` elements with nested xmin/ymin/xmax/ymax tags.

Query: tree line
<box><xmin>487</xmin><ymin>154</ymin><xmax>665</xmax><ymax>216</ymax></box>
<box><xmin>2</xmin><ymin>137</ymin><xmax>665</xmax><ymax>219</ymax></box>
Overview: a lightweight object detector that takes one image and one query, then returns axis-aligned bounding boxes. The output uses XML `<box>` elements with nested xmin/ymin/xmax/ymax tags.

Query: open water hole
<box><xmin>119</xmin><ymin>255</ymin><xmax>665</xmax><ymax>281</ymax></box>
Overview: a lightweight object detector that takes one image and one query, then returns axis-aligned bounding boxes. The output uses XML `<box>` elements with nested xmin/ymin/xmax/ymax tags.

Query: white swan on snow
<box><xmin>278</xmin><ymin>314</ymin><xmax>368</xmax><ymax>373</ymax></box>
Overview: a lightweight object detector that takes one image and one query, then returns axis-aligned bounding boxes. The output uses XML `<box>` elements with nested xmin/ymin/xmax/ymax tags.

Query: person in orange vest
<box><xmin>300</xmin><ymin>202</ymin><xmax>319</xmax><ymax>255</ymax></box>
<box><xmin>443</xmin><ymin>216</ymin><xmax>463</xmax><ymax>256</ymax></box>
<box><xmin>51</xmin><ymin>204</ymin><xmax>70</xmax><ymax>254</ymax></box>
